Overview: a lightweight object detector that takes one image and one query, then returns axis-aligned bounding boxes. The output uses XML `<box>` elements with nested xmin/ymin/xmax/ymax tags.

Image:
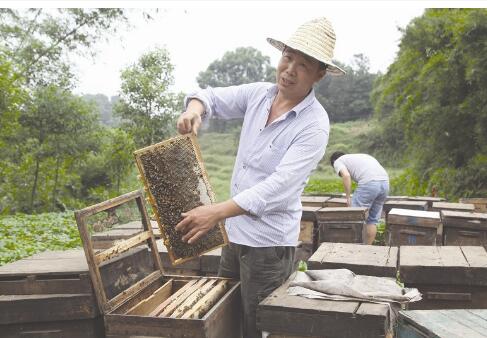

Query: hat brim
<box><xmin>267</xmin><ymin>37</ymin><xmax>346</xmax><ymax>76</ymax></box>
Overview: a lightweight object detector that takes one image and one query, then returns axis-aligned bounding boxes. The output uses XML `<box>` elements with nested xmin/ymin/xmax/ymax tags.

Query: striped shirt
<box><xmin>185</xmin><ymin>82</ymin><xmax>329</xmax><ymax>247</ymax></box>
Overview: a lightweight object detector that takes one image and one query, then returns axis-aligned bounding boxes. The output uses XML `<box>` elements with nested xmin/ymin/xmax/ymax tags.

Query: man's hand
<box><xmin>177</xmin><ymin>111</ymin><xmax>202</xmax><ymax>135</ymax></box>
<box><xmin>175</xmin><ymin>199</ymin><xmax>245</xmax><ymax>244</ymax></box>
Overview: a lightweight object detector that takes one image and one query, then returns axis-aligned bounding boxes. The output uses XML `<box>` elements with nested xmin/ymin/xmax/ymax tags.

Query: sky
<box><xmin>5</xmin><ymin>1</ymin><xmax>486</xmax><ymax>97</ymax></box>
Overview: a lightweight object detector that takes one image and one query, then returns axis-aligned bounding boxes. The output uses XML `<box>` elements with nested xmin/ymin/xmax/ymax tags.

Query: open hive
<box><xmin>134</xmin><ymin>134</ymin><xmax>228</xmax><ymax>265</ymax></box>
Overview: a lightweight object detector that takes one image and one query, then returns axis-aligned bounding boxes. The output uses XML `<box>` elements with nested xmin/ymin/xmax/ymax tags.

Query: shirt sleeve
<box><xmin>184</xmin><ymin>83</ymin><xmax>263</xmax><ymax>120</ymax></box>
<box><xmin>333</xmin><ymin>158</ymin><xmax>346</xmax><ymax>176</ymax></box>
<box><xmin>232</xmin><ymin>127</ymin><xmax>329</xmax><ymax>217</ymax></box>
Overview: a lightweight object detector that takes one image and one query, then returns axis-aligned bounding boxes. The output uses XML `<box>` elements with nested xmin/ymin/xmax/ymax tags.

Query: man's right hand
<box><xmin>177</xmin><ymin>110</ymin><xmax>202</xmax><ymax>135</ymax></box>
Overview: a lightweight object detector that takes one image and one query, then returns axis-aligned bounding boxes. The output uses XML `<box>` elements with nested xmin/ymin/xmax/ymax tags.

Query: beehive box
<box><xmin>324</xmin><ymin>197</ymin><xmax>348</xmax><ymax>208</ymax></box>
<box><xmin>386</xmin><ymin>208</ymin><xmax>442</xmax><ymax>246</ymax></box>
<box><xmin>399</xmin><ymin>246</ymin><xmax>487</xmax><ymax>310</ymax></box>
<box><xmin>257</xmin><ymin>276</ymin><xmax>391</xmax><ymax>338</ymax></box>
<box><xmin>383</xmin><ymin>200</ymin><xmax>428</xmax><ymax>215</ymax></box>
<box><xmin>300</xmin><ymin>195</ymin><xmax>330</xmax><ymax>208</ymax></box>
<box><xmin>441</xmin><ymin>210</ymin><xmax>487</xmax><ymax>246</ymax></box>
<box><xmin>75</xmin><ymin>190</ymin><xmax>241</xmax><ymax>338</ymax></box>
<box><xmin>407</xmin><ymin>196</ymin><xmax>445</xmax><ymax>210</ymax></box>
<box><xmin>134</xmin><ymin>134</ymin><xmax>228</xmax><ymax>265</ymax></box>
<box><xmin>316</xmin><ymin>207</ymin><xmax>367</xmax><ymax>244</ymax></box>
<box><xmin>307</xmin><ymin>242</ymin><xmax>398</xmax><ymax>278</ymax></box>
<box><xmin>0</xmin><ymin>246</ymin><xmax>152</xmax><ymax>338</ymax></box>
<box><xmin>397</xmin><ymin>309</ymin><xmax>487</xmax><ymax>338</ymax></box>
<box><xmin>432</xmin><ymin>201</ymin><xmax>476</xmax><ymax>213</ymax></box>
<box><xmin>459</xmin><ymin>197</ymin><xmax>487</xmax><ymax>212</ymax></box>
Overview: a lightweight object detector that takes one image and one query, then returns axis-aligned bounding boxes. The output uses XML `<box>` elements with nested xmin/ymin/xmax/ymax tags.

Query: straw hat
<box><xmin>267</xmin><ymin>17</ymin><xmax>345</xmax><ymax>75</ymax></box>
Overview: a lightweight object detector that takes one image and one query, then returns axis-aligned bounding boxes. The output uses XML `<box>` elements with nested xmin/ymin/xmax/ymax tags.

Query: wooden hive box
<box><xmin>75</xmin><ymin>190</ymin><xmax>241</xmax><ymax>338</ymax></box>
<box><xmin>257</xmin><ymin>276</ymin><xmax>391</xmax><ymax>338</ymax></box>
<box><xmin>324</xmin><ymin>197</ymin><xmax>348</xmax><ymax>208</ymax></box>
<box><xmin>298</xmin><ymin>206</ymin><xmax>321</xmax><ymax>260</ymax></box>
<box><xmin>134</xmin><ymin>134</ymin><xmax>228</xmax><ymax>266</ymax></box>
<box><xmin>397</xmin><ymin>309</ymin><xmax>487</xmax><ymax>338</ymax></box>
<box><xmin>307</xmin><ymin>242</ymin><xmax>398</xmax><ymax>278</ymax></box>
<box><xmin>399</xmin><ymin>246</ymin><xmax>487</xmax><ymax>310</ymax></box>
<box><xmin>385</xmin><ymin>196</ymin><xmax>409</xmax><ymax>202</ymax></box>
<box><xmin>300</xmin><ymin>195</ymin><xmax>330</xmax><ymax>208</ymax></box>
<box><xmin>406</xmin><ymin>196</ymin><xmax>445</xmax><ymax>210</ymax></box>
<box><xmin>315</xmin><ymin>207</ymin><xmax>367</xmax><ymax>244</ymax></box>
<box><xmin>432</xmin><ymin>201</ymin><xmax>475</xmax><ymax>213</ymax></box>
<box><xmin>459</xmin><ymin>197</ymin><xmax>487</xmax><ymax>212</ymax></box>
<box><xmin>385</xmin><ymin>208</ymin><xmax>442</xmax><ymax>246</ymax></box>
<box><xmin>441</xmin><ymin>210</ymin><xmax>487</xmax><ymax>247</ymax></box>
<box><xmin>0</xmin><ymin>246</ymin><xmax>151</xmax><ymax>338</ymax></box>
<box><xmin>383</xmin><ymin>200</ymin><xmax>428</xmax><ymax>215</ymax></box>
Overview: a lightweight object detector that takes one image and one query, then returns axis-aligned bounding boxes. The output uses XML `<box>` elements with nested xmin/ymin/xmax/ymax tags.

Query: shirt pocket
<box><xmin>253</xmin><ymin>143</ymin><xmax>286</xmax><ymax>174</ymax></box>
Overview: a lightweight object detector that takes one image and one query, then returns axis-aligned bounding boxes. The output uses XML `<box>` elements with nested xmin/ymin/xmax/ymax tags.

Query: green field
<box><xmin>199</xmin><ymin>119</ymin><xmax>403</xmax><ymax>201</ymax></box>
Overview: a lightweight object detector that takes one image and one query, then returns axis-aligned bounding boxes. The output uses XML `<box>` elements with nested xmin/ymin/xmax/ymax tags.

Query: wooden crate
<box><xmin>432</xmin><ymin>201</ymin><xmax>475</xmax><ymax>213</ymax></box>
<box><xmin>399</xmin><ymin>246</ymin><xmax>487</xmax><ymax>310</ymax></box>
<box><xmin>75</xmin><ymin>190</ymin><xmax>241</xmax><ymax>338</ymax></box>
<box><xmin>406</xmin><ymin>196</ymin><xmax>445</xmax><ymax>210</ymax></box>
<box><xmin>459</xmin><ymin>197</ymin><xmax>487</xmax><ymax>212</ymax></box>
<box><xmin>308</xmin><ymin>242</ymin><xmax>398</xmax><ymax>278</ymax></box>
<box><xmin>257</xmin><ymin>277</ymin><xmax>390</xmax><ymax>338</ymax></box>
<box><xmin>300</xmin><ymin>195</ymin><xmax>330</xmax><ymax>208</ymax></box>
<box><xmin>385</xmin><ymin>209</ymin><xmax>441</xmax><ymax>246</ymax></box>
<box><xmin>134</xmin><ymin>134</ymin><xmax>228</xmax><ymax>266</ymax></box>
<box><xmin>316</xmin><ymin>207</ymin><xmax>367</xmax><ymax>244</ymax></box>
<box><xmin>397</xmin><ymin>309</ymin><xmax>487</xmax><ymax>338</ymax></box>
<box><xmin>324</xmin><ymin>197</ymin><xmax>347</xmax><ymax>208</ymax></box>
<box><xmin>383</xmin><ymin>200</ymin><xmax>428</xmax><ymax>215</ymax></box>
<box><xmin>441</xmin><ymin>210</ymin><xmax>487</xmax><ymax>246</ymax></box>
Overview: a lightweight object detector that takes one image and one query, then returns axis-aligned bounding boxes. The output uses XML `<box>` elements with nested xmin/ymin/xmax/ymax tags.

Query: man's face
<box><xmin>276</xmin><ymin>47</ymin><xmax>326</xmax><ymax>99</ymax></box>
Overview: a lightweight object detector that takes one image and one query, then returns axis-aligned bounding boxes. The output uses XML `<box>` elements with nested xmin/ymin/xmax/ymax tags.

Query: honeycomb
<box><xmin>134</xmin><ymin>134</ymin><xmax>227</xmax><ymax>264</ymax></box>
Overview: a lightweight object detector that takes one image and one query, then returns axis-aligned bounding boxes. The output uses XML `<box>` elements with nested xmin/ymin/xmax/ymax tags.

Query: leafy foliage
<box><xmin>114</xmin><ymin>47</ymin><xmax>184</xmax><ymax>147</ymax></box>
<box><xmin>370</xmin><ymin>9</ymin><xmax>487</xmax><ymax>199</ymax></box>
<box><xmin>0</xmin><ymin>212</ymin><xmax>81</xmax><ymax>265</ymax></box>
<box><xmin>197</xmin><ymin>46</ymin><xmax>275</xmax><ymax>88</ymax></box>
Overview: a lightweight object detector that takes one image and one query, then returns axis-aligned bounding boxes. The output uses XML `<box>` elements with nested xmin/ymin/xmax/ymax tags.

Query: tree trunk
<box><xmin>52</xmin><ymin>156</ymin><xmax>61</xmax><ymax>208</ymax></box>
<box><xmin>30</xmin><ymin>158</ymin><xmax>40</xmax><ymax>212</ymax></box>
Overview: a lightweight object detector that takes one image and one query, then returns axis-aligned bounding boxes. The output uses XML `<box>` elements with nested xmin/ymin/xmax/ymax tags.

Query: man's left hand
<box><xmin>175</xmin><ymin>204</ymin><xmax>220</xmax><ymax>244</ymax></box>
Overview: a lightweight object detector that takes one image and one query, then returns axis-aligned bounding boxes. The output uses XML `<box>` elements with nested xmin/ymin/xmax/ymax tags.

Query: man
<box><xmin>330</xmin><ymin>151</ymin><xmax>389</xmax><ymax>245</ymax></box>
<box><xmin>176</xmin><ymin>17</ymin><xmax>345</xmax><ymax>338</ymax></box>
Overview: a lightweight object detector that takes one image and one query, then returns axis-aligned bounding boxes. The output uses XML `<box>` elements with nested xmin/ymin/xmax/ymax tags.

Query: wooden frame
<box><xmin>74</xmin><ymin>190</ymin><xmax>241</xmax><ymax>338</ymax></box>
<box><xmin>133</xmin><ymin>134</ymin><xmax>228</xmax><ymax>266</ymax></box>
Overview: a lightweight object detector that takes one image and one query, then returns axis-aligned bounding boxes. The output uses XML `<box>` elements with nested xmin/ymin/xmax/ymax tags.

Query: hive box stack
<box><xmin>257</xmin><ymin>276</ymin><xmax>391</xmax><ymax>338</ymax></box>
<box><xmin>397</xmin><ymin>309</ymin><xmax>487</xmax><ymax>338</ymax></box>
<box><xmin>297</xmin><ymin>206</ymin><xmax>322</xmax><ymax>262</ymax></box>
<box><xmin>300</xmin><ymin>195</ymin><xmax>330</xmax><ymax>208</ymax></box>
<box><xmin>315</xmin><ymin>207</ymin><xmax>368</xmax><ymax>244</ymax></box>
<box><xmin>459</xmin><ymin>197</ymin><xmax>487</xmax><ymax>213</ymax></box>
<box><xmin>0</xmin><ymin>246</ymin><xmax>153</xmax><ymax>338</ymax></box>
<box><xmin>431</xmin><ymin>201</ymin><xmax>475</xmax><ymax>213</ymax></box>
<box><xmin>75</xmin><ymin>190</ymin><xmax>241</xmax><ymax>338</ymax></box>
<box><xmin>386</xmin><ymin>208</ymin><xmax>442</xmax><ymax>246</ymax></box>
<box><xmin>399</xmin><ymin>246</ymin><xmax>487</xmax><ymax>310</ymax></box>
<box><xmin>383</xmin><ymin>200</ymin><xmax>428</xmax><ymax>215</ymax></box>
<box><xmin>441</xmin><ymin>210</ymin><xmax>487</xmax><ymax>246</ymax></box>
<box><xmin>308</xmin><ymin>242</ymin><xmax>398</xmax><ymax>278</ymax></box>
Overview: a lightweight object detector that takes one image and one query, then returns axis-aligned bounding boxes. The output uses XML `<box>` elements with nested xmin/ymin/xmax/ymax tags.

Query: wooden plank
<box><xmin>149</xmin><ymin>279</ymin><xmax>198</xmax><ymax>316</ymax></box>
<box><xmin>176</xmin><ymin>278</ymin><xmax>220</xmax><ymax>319</ymax></box>
<box><xmin>171</xmin><ymin>278</ymin><xmax>218</xmax><ymax>318</ymax></box>
<box><xmin>385</xmin><ymin>224</ymin><xmax>438</xmax><ymax>246</ymax></box>
<box><xmin>324</xmin><ymin>197</ymin><xmax>347</xmax><ymax>207</ymax></box>
<box><xmin>126</xmin><ymin>279</ymin><xmax>173</xmax><ymax>315</ymax></box>
<box><xmin>383</xmin><ymin>201</ymin><xmax>428</xmax><ymax>214</ymax></box>
<box><xmin>76</xmin><ymin>190</ymin><xmax>142</xmax><ymax>219</ymax></box>
<box><xmin>308</xmin><ymin>243</ymin><xmax>398</xmax><ymax>277</ymax></box>
<box><xmin>459</xmin><ymin>198</ymin><xmax>487</xmax><ymax>212</ymax></box>
<box><xmin>94</xmin><ymin>231</ymin><xmax>151</xmax><ymax>265</ymax></box>
<box><xmin>301</xmin><ymin>206</ymin><xmax>320</xmax><ymax>221</ymax></box>
<box><xmin>387</xmin><ymin>209</ymin><xmax>440</xmax><ymax>228</ymax></box>
<box><xmin>316</xmin><ymin>207</ymin><xmax>367</xmax><ymax>222</ymax></box>
<box><xmin>160</xmin><ymin>278</ymin><xmax>207</xmax><ymax>317</ymax></box>
<box><xmin>301</xmin><ymin>196</ymin><xmax>330</xmax><ymax>208</ymax></box>
<box><xmin>432</xmin><ymin>202</ymin><xmax>475</xmax><ymax>212</ymax></box>
<box><xmin>399</xmin><ymin>246</ymin><xmax>487</xmax><ymax>286</ymax></box>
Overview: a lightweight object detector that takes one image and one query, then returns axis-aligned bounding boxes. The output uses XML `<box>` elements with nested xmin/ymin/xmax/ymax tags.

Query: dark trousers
<box><xmin>218</xmin><ymin>242</ymin><xmax>296</xmax><ymax>338</ymax></box>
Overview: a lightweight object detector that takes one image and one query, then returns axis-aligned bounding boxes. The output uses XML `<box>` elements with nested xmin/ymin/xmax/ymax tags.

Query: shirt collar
<box><xmin>266</xmin><ymin>84</ymin><xmax>316</xmax><ymax>116</ymax></box>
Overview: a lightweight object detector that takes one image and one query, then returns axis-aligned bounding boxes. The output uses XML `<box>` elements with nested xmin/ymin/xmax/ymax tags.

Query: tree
<box><xmin>197</xmin><ymin>47</ymin><xmax>276</xmax><ymax>88</ymax></box>
<box><xmin>371</xmin><ymin>9</ymin><xmax>487</xmax><ymax>198</ymax></box>
<box><xmin>315</xmin><ymin>54</ymin><xmax>377</xmax><ymax>122</ymax></box>
<box><xmin>0</xmin><ymin>8</ymin><xmax>128</xmax><ymax>88</ymax></box>
<box><xmin>114</xmin><ymin>48</ymin><xmax>184</xmax><ymax>147</ymax></box>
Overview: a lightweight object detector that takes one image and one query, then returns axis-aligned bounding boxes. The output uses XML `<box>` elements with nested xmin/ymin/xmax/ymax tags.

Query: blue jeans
<box><xmin>352</xmin><ymin>180</ymin><xmax>389</xmax><ymax>224</ymax></box>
